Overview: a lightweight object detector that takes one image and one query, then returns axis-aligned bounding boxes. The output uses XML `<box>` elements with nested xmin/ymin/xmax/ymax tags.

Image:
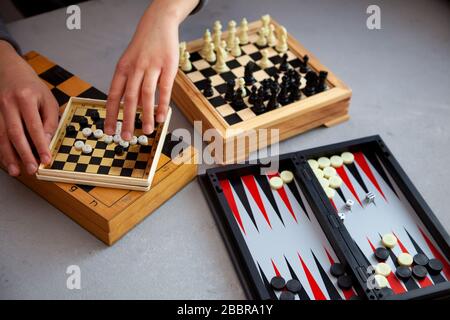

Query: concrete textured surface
<box><xmin>0</xmin><ymin>0</ymin><xmax>449</xmax><ymax>299</ymax></box>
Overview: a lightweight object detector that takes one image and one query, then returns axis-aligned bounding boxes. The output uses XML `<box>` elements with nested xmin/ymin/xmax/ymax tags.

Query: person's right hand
<box><xmin>0</xmin><ymin>41</ymin><xmax>58</xmax><ymax>176</ymax></box>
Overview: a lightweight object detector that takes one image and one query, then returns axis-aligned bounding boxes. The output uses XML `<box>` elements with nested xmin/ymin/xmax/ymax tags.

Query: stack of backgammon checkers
<box><xmin>308</xmin><ymin>152</ymin><xmax>352</xmax><ymax>200</ymax></box>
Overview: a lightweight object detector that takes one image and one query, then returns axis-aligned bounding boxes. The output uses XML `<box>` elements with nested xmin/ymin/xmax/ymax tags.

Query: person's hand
<box><xmin>104</xmin><ymin>0</ymin><xmax>199</xmax><ymax>141</ymax></box>
<box><xmin>0</xmin><ymin>41</ymin><xmax>58</xmax><ymax>176</ymax></box>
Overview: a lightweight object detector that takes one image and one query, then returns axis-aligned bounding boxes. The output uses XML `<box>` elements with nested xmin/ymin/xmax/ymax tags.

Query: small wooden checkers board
<box><xmin>36</xmin><ymin>97</ymin><xmax>171</xmax><ymax>191</ymax></box>
<box><xmin>10</xmin><ymin>51</ymin><xmax>198</xmax><ymax>245</ymax></box>
<box><xmin>173</xmin><ymin>17</ymin><xmax>352</xmax><ymax>163</ymax></box>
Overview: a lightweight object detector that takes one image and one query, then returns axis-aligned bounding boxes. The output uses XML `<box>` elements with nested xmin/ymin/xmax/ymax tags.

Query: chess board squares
<box><xmin>241</xmin><ymin>43</ymin><xmax>259</xmax><ymax>55</ymax></box>
<box><xmin>236</xmin><ymin>108</ymin><xmax>256</xmax><ymax>121</ymax></box>
<box><xmin>192</xmin><ymin>59</ymin><xmax>210</xmax><ymax>71</ymax></box>
<box><xmin>187</xmin><ymin>71</ymin><xmax>205</xmax><ymax>83</ymax></box>
<box><xmin>216</xmin><ymin>105</ymin><xmax>235</xmax><ymax>117</ymax></box>
<box><xmin>39</xmin><ymin>65</ymin><xmax>73</xmax><ymax>86</ymax></box>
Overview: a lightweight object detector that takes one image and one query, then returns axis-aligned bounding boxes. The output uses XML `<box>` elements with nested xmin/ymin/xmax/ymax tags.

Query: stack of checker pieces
<box><xmin>8</xmin><ymin>51</ymin><xmax>198</xmax><ymax>245</ymax></box>
<box><xmin>36</xmin><ymin>96</ymin><xmax>171</xmax><ymax>191</ymax></box>
<box><xmin>173</xmin><ymin>17</ymin><xmax>351</xmax><ymax>164</ymax></box>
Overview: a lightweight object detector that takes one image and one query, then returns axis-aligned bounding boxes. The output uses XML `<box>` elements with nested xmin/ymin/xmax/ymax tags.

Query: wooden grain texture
<box><xmin>3</xmin><ymin>52</ymin><xmax>199</xmax><ymax>245</ymax></box>
<box><xmin>173</xmin><ymin>17</ymin><xmax>351</xmax><ymax>164</ymax></box>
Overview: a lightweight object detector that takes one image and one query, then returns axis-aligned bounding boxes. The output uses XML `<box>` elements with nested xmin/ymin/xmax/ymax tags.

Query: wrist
<box><xmin>147</xmin><ymin>0</ymin><xmax>199</xmax><ymax>25</ymax></box>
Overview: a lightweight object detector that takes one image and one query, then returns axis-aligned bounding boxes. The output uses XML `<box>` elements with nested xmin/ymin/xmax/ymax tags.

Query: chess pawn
<box><xmin>220</xmin><ymin>40</ymin><xmax>228</xmax><ymax>59</ymax></box>
<box><xmin>260</xmin><ymin>14</ymin><xmax>271</xmax><ymax>36</ymax></box>
<box><xmin>179</xmin><ymin>42</ymin><xmax>186</xmax><ymax>66</ymax></box>
<box><xmin>258</xmin><ymin>49</ymin><xmax>270</xmax><ymax>69</ymax></box>
<box><xmin>275</xmin><ymin>26</ymin><xmax>288</xmax><ymax>53</ymax></box>
<box><xmin>181</xmin><ymin>51</ymin><xmax>192</xmax><ymax>72</ymax></box>
<box><xmin>236</xmin><ymin>77</ymin><xmax>246</xmax><ymax>97</ymax></box>
<box><xmin>200</xmin><ymin>29</ymin><xmax>212</xmax><ymax>58</ymax></box>
<box><xmin>267</xmin><ymin>24</ymin><xmax>276</xmax><ymax>46</ymax></box>
<box><xmin>226</xmin><ymin>20</ymin><xmax>237</xmax><ymax>50</ymax></box>
<box><xmin>256</xmin><ymin>28</ymin><xmax>267</xmax><ymax>47</ymax></box>
<box><xmin>239</xmin><ymin>18</ymin><xmax>249</xmax><ymax>45</ymax></box>
<box><xmin>206</xmin><ymin>42</ymin><xmax>216</xmax><ymax>63</ymax></box>
<box><xmin>231</xmin><ymin>37</ymin><xmax>242</xmax><ymax>57</ymax></box>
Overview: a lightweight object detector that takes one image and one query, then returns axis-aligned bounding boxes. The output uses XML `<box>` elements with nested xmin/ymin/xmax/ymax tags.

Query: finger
<box><xmin>0</xmin><ymin>113</ymin><xmax>20</xmax><ymax>176</ymax></box>
<box><xmin>156</xmin><ymin>64</ymin><xmax>177</xmax><ymax>123</ymax></box>
<box><xmin>41</xmin><ymin>92</ymin><xmax>59</xmax><ymax>145</ymax></box>
<box><xmin>121</xmin><ymin>70</ymin><xmax>144</xmax><ymax>141</ymax></box>
<box><xmin>141</xmin><ymin>71</ymin><xmax>159</xmax><ymax>135</ymax></box>
<box><xmin>2</xmin><ymin>105</ymin><xmax>38</xmax><ymax>175</ymax></box>
<box><xmin>105</xmin><ymin>67</ymin><xmax>127</xmax><ymax>135</ymax></box>
<box><xmin>19</xmin><ymin>97</ymin><xmax>51</xmax><ymax>165</ymax></box>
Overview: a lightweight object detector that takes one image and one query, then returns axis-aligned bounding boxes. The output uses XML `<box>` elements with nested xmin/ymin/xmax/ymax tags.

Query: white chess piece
<box><xmin>261</xmin><ymin>14</ymin><xmax>271</xmax><ymax>36</ymax></box>
<box><xmin>179</xmin><ymin>42</ymin><xmax>186</xmax><ymax>66</ymax></box>
<box><xmin>236</xmin><ymin>77</ymin><xmax>246</xmax><ymax>97</ymax></box>
<box><xmin>256</xmin><ymin>28</ymin><xmax>267</xmax><ymax>47</ymax></box>
<box><xmin>200</xmin><ymin>29</ymin><xmax>212</xmax><ymax>58</ymax></box>
<box><xmin>213</xmin><ymin>45</ymin><xmax>229</xmax><ymax>73</ymax></box>
<box><xmin>275</xmin><ymin>26</ymin><xmax>288</xmax><ymax>53</ymax></box>
<box><xmin>206</xmin><ymin>42</ymin><xmax>216</xmax><ymax>63</ymax></box>
<box><xmin>231</xmin><ymin>37</ymin><xmax>241</xmax><ymax>57</ymax></box>
<box><xmin>258</xmin><ymin>49</ymin><xmax>270</xmax><ymax>69</ymax></box>
<box><xmin>181</xmin><ymin>51</ymin><xmax>192</xmax><ymax>72</ymax></box>
<box><xmin>213</xmin><ymin>20</ymin><xmax>222</xmax><ymax>48</ymax></box>
<box><xmin>239</xmin><ymin>18</ymin><xmax>249</xmax><ymax>45</ymax></box>
<box><xmin>226</xmin><ymin>20</ymin><xmax>237</xmax><ymax>50</ymax></box>
<box><xmin>267</xmin><ymin>24</ymin><xmax>276</xmax><ymax>46</ymax></box>
<box><xmin>220</xmin><ymin>40</ymin><xmax>228</xmax><ymax>59</ymax></box>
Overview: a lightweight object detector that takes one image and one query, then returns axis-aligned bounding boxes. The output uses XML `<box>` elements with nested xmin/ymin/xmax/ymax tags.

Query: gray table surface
<box><xmin>1</xmin><ymin>0</ymin><xmax>449</xmax><ymax>299</ymax></box>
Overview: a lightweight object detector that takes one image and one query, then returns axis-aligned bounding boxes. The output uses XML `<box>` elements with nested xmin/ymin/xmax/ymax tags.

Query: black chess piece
<box><xmin>277</xmin><ymin>83</ymin><xmax>290</xmax><ymax>105</ymax></box>
<box><xmin>231</xmin><ymin>88</ymin><xmax>246</xmax><ymax>110</ymax></box>
<box><xmin>316</xmin><ymin>71</ymin><xmax>328</xmax><ymax>93</ymax></box>
<box><xmin>224</xmin><ymin>79</ymin><xmax>235</xmax><ymax>101</ymax></box>
<box><xmin>273</xmin><ymin>73</ymin><xmax>280</xmax><ymax>84</ymax></box>
<box><xmin>248</xmin><ymin>86</ymin><xmax>258</xmax><ymax>105</ymax></box>
<box><xmin>302</xmin><ymin>83</ymin><xmax>316</xmax><ymax>97</ymax></box>
<box><xmin>300</xmin><ymin>55</ymin><xmax>310</xmax><ymax>73</ymax></box>
<box><xmin>244</xmin><ymin>62</ymin><xmax>257</xmax><ymax>86</ymax></box>
<box><xmin>289</xmin><ymin>84</ymin><xmax>301</xmax><ymax>102</ymax></box>
<box><xmin>267</xmin><ymin>88</ymin><xmax>280</xmax><ymax>110</ymax></box>
<box><xmin>279</xmin><ymin>53</ymin><xmax>289</xmax><ymax>72</ymax></box>
<box><xmin>203</xmin><ymin>79</ymin><xmax>214</xmax><ymax>97</ymax></box>
<box><xmin>252</xmin><ymin>93</ymin><xmax>266</xmax><ymax>115</ymax></box>
<box><xmin>305</xmin><ymin>71</ymin><xmax>319</xmax><ymax>87</ymax></box>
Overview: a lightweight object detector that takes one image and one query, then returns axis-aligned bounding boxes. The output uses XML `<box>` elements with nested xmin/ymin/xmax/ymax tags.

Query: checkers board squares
<box><xmin>37</xmin><ymin>97</ymin><xmax>172</xmax><ymax>191</ymax></box>
<box><xmin>185</xmin><ymin>34</ymin><xmax>308</xmax><ymax>125</ymax></box>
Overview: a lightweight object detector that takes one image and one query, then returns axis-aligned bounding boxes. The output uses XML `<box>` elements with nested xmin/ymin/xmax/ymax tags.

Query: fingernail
<box><xmin>156</xmin><ymin>114</ymin><xmax>165</xmax><ymax>123</ymax></box>
<box><xmin>8</xmin><ymin>164</ymin><xmax>19</xmax><ymax>176</ymax></box>
<box><xmin>122</xmin><ymin>132</ymin><xmax>132</xmax><ymax>141</ymax></box>
<box><xmin>41</xmin><ymin>154</ymin><xmax>51</xmax><ymax>165</ymax></box>
<box><xmin>26</xmin><ymin>163</ymin><xmax>37</xmax><ymax>175</ymax></box>
<box><xmin>143</xmin><ymin>125</ymin><xmax>153</xmax><ymax>135</ymax></box>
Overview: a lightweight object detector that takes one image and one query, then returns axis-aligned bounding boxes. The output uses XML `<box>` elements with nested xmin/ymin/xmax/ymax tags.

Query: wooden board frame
<box><xmin>36</xmin><ymin>97</ymin><xmax>171</xmax><ymax>191</ymax></box>
<box><xmin>2</xmin><ymin>51</ymin><xmax>199</xmax><ymax>245</ymax></box>
<box><xmin>173</xmin><ymin>18</ymin><xmax>352</xmax><ymax>164</ymax></box>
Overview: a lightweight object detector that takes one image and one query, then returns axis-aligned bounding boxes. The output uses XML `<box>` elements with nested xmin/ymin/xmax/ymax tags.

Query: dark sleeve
<box><xmin>190</xmin><ymin>0</ymin><xmax>208</xmax><ymax>15</ymax></box>
<box><xmin>0</xmin><ymin>18</ymin><xmax>21</xmax><ymax>54</ymax></box>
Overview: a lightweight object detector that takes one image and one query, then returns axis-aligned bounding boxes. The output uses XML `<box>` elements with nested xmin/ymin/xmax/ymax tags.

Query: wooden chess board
<box><xmin>36</xmin><ymin>97</ymin><xmax>171</xmax><ymax>191</ymax></box>
<box><xmin>8</xmin><ymin>51</ymin><xmax>198</xmax><ymax>245</ymax></box>
<box><xmin>173</xmin><ymin>17</ymin><xmax>351</xmax><ymax>164</ymax></box>
<box><xmin>199</xmin><ymin>136</ymin><xmax>450</xmax><ymax>300</ymax></box>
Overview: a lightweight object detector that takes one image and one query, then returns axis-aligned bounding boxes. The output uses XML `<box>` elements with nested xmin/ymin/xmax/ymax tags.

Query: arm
<box><xmin>104</xmin><ymin>0</ymin><xmax>201</xmax><ymax>140</ymax></box>
<box><xmin>0</xmin><ymin>21</ymin><xmax>58</xmax><ymax>176</ymax></box>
